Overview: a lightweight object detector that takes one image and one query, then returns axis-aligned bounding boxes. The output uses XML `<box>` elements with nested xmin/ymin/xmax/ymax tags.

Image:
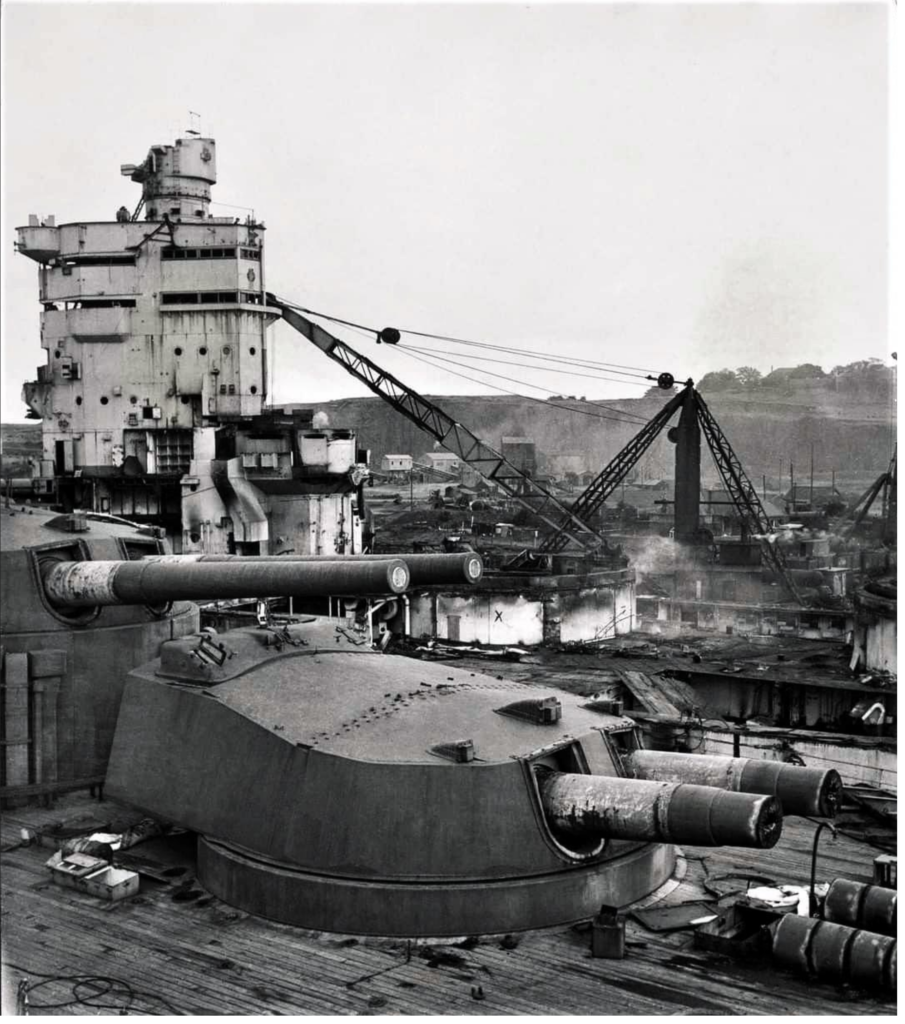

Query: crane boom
<box><xmin>883</xmin><ymin>445</ymin><xmax>896</xmax><ymax>543</ymax></box>
<box><xmin>275</xmin><ymin>301</ymin><xmax>609</xmax><ymax>553</ymax></box>
<box><xmin>833</xmin><ymin>446</ymin><xmax>896</xmax><ymax>541</ymax></box>
<box><xmin>694</xmin><ymin>392</ymin><xmax>804</xmax><ymax>605</ymax></box>
<box><xmin>539</xmin><ymin>387</ymin><xmax>688</xmax><ymax>554</ymax></box>
<box><xmin>835</xmin><ymin>475</ymin><xmax>887</xmax><ymax>541</ymax></box>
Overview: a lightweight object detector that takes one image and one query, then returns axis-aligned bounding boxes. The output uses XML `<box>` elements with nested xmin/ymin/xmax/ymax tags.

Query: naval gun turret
<box><xmin>0</xmin><ymin>501</ymin><xmax>479</xmax><ymax>803</ymax></box>
<box><xmin>103</xmin><ymin>616</ymin><xmax>840</xmax><ymax>937</ymax></box>
<box><xmin>1</xmin><ymin>505</ymin><xmax>839</xmax><ymax>938</ymax></box>
<box><xmin>1</xmin><ymin>503</ymin><xmax>199</xmax><ymax>799</ymax></box>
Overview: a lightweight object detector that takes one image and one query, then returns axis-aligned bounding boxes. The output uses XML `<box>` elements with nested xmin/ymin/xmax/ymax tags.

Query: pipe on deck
<box><xmin>624</xmin><ymin>751</ymin><xmax>842</xmax><ymax>818</ymax></box>
<box><xmin>42</xmin><ymin>558</ymin><xmax>410</xmax><ymax>609</ymax></box>
<box><xmin>537</xmin><ymin>771</ymin><xmax>782</xmax><ymax>849</ymax></box>
<box><xmin>145</xmin><ymin>552</ymin><xmax>483</xmax><ymax>586</ymax></box>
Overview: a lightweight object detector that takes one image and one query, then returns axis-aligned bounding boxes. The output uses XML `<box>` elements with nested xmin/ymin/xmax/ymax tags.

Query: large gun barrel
<box><xmin>537</xmin><ymin>770</ymin><xmax>782</xmax><ymax>849</ymax></box>
<box><xmin>42</xmin><ymin>557</ymin><xmax>410</xmax><ymax>609</ymax></box>
<box><xmin>145</xmin><ymin>552</ymin><xmax>483</xmax><ymax>586</ymax></box>
<box><xmin>623</xmin><ymin>750</ymin><xmax>841</xmax><ymax>818</ymax></box>
<box><xmin>771</xmin><ymin>915</ymin><xmax>896</xmax><ymax>992</ymax></box>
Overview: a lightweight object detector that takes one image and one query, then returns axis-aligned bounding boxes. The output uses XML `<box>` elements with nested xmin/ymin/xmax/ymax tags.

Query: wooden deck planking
<box><xmin>4</xmin><ymin>858</ymin><xmax>487</xmax><ymax>1016</ymax></box>
<box><xmin>507</xmin><ymin>931</ymin><xmax>785</xmax><ymax>1016</ymax></box>
<box><xmin>528</xmin><ymin>933</ymin><xmax>832</xmax><ymax>1016</ymax></box>
<box><xmin>2</xmin><ymin>795</ymin><xmax>896</xmax><ymax>1016</ymax></box>
<box><xmin>2</xmin><ymin>855</ymin><xmax>379</xmax><ymax>1014</ymax></box>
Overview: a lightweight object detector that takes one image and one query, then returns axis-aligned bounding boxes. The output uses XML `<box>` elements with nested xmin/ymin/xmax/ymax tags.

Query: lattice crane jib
<box><xmin>884</xmin><ymin>445</ymin><xmax>897</xmax><ymax>539</ymax></box>
<box><xmin>694</xmin><ymin>391</ymin><xmax>805</xmax><ymax>605</ymax></box>
<box><xmin>538</xmin><ymin>387</ymin><xmax>690</xmax><ymax>555</ymax></box>
<box><xmin>837</xmin><ymin>475</ymin><xmax>888</xmax><ymax>541</ymax></box>
<box><xmin>275</xmin><ymin>302</ymin><xmax>607</xmax><ymax>553</ymax></box>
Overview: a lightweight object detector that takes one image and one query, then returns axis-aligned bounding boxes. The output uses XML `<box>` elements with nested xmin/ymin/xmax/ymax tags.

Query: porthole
<box><xmin>130</xmin><ymin>395</ymin><xmax>138</xmax><ymax>404</ymax></box>
<box><xmin>222</xmin><ymin>346</ymin><xmax>231</xmax><ymax>355</ymax></box>
<box><xmin>249</xmin><ymin>346</ymin><xmax>256</xmax><ymax>355</ymax></box>
<box><xmin>199</xmin><ymin>346</ymin><xmax>208</xmax><ymax>356</ymax></box>
<box><xmin>100</xmin><ymin>396</ymin><xmax>109</xmax><ymax>405</ymax></box>
<box><xmin>174</xmin><ymin>346</ymin><xmax>183</xmax><ymax>356</ymax></box>
<box><xmin>54</xmin><ymin>349</ymin><xmax>62</xmax><ymax>359</ymax></box>
<box><xmin>250</xmin><ymin>385</ymin><xmax>258</xmax><ymax>395</ymax></box>
<box><xmin>181</xmin><ymin>396</ymin><xmax>190</xmax><ymax>405</ymax></box>
<box><xmin>75</xmin><ymin>396</ymin><xmax>83</xmax><ymax>406</ymax></box>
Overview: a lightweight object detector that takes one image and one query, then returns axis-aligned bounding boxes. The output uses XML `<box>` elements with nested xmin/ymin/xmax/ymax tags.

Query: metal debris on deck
<box><xmin>46</xmin><ymin>850</ymin><xmax>140</xmax><ymax>901</ymax></box>
<box><xmin>631</xmin><ymin>901</ymin><xmax>719</xmax><ymax>933</ymax></box>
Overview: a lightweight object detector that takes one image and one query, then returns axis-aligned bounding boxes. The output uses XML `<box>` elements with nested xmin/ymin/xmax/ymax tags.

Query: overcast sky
<box><xmin>1</xmin><ymin>1</ymin><xmax>891</xmax><ymax>422</ymax></box>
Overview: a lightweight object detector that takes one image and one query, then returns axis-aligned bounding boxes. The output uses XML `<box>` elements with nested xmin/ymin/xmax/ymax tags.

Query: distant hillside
<box><xmin>4</xmin><ymin>383</ymin><xmax>894</xmax><ymax>487</ymax></box>
<box><xmin>0</xmin><ymin>422</ymin><xmax>39</xmax><ymax>459</ymax></box>
<box><xmin>301</xmin><ymin>386</ymin><xmax>895</xmax><ymax>485</ymax></box>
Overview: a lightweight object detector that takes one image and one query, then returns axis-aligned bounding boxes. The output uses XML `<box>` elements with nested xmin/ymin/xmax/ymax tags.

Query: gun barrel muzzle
<box><xmin>538</xmin><ymin>770</ymin><xmax>782</xmax><ymax>849</ymax></box>
<box><xmin>624</xmin><ymin>751</ymin><xmax>842</xmax><ymax>818</ymax></box>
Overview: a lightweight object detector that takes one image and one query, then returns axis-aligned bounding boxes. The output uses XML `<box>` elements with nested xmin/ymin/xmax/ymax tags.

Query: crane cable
<box><xmin>398</xmin><ymin>342</ymin><xmax>656</xmax><ymax>389</ymax></box>
<box><xmin>398</xmin><ymin>331</ymin><xmax>656</xmax><ymax>379</ymax></box>
<box><xmin>398</xmin><ymin>346</ymin><xmax>651</xmax><ymax>418</ymax></box>
<box><xmin>396</xmin><ymin>347</ymin><xmax>654</xmax><ymax>427</ymax></box>
<box><xmin>272</xmin><ymin>294</ymin><xmax>667</xmax><ymax>381</ymax></box>
<box><xmin>327</xmin><ymin>318</ymin><xmax>654</xmax><ymax>427</ymax></box>
<box><xmin>274</xmin><ymin>295</ymin><xmax>657</xmax><ymax>425</ymax></box>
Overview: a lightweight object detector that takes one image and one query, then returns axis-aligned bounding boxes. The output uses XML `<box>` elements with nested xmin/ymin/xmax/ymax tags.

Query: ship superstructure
<box><xmin>16</xmin><ymin>136</ymin><xmax>369</xmax><ymax>555</ymax></box>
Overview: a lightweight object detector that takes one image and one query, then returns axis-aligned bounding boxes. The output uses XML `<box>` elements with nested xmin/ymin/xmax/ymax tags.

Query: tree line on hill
<box><xmin>693</xmin><ymin>358</ymin><xmax>892</xmax><ymax>393</ymax></box>
<box><xmin>639</xmin><ymin>358</ymin><xmax>893</xmax><ymax>397</ymax></box>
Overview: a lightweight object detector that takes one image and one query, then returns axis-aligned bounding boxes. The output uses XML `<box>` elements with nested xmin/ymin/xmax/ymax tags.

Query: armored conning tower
<box><xmin>15</xmin><ymin>135</ymin><xmax>370</xmax><ymax>557</ymax></box>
